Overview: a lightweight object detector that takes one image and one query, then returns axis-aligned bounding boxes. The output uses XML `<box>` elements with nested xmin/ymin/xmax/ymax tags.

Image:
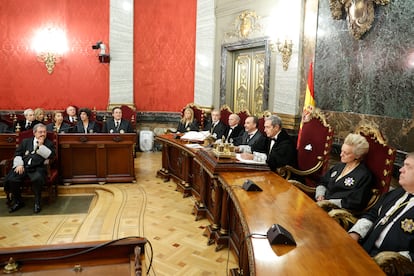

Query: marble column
<box><xmin>108</xmin><ymin>0</ymin><xmax>135</xmax><ymax>110</ymax></box>
<box><xmin>194</xmin><ymin>0</ymin><xmax>216</xmax><ymax>109</ymax></box>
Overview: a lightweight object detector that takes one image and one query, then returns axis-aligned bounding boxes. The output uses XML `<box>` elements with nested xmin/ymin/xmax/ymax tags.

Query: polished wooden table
<box><xmin>193</xmin><ymin>148</ymin><xmax>269</xmax><ymax>249</ymax></box>
<box><xmin>218</xmin><ymin>171</ymin><xmax>384</xmax><ymax>275</ymax></box>
<box><xmin>155</xmin><ymin>134</ymin><xmax>271</xmax><ymax>249</ymax></box>
<box><xmin>155</xmin><ymin>134</ymin><xmax>200</xmax><ymax>196</ymax></box>
<box><xmin>59</xmin><ymin>133</ymin><xmax>136</xmax><ymax>184</ymax></box>
<box><xmin>0</xmin><ymin>237</ymin><xmax>146</xmax><ymax>275</ymax></box>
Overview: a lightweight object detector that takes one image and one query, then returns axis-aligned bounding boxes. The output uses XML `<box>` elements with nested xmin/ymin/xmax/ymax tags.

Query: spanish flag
<box><xmin>297</xmin><ymin>62</ymin><xmax>316</xmax><ymax>148</ymax></box>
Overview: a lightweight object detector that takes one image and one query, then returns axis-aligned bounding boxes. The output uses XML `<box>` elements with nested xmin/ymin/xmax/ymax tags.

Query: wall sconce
<box><xmin>271</xmin><ymin>39</ymin><xmax>293</xmax><ymax>71</ymax></box>
<box><xmin>32</xmin><ymin>28</ymin><xmax>68</xmax><ymax>74</ymax></box>
<box><xmin>92</xmin><ymin>41</ymin><xmax>110</xmax><ymax>63</ymax></box>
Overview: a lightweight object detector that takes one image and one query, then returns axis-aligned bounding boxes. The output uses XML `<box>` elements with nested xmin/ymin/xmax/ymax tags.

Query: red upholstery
<box><xmin>257</xmin><ymin>112</ymin><xmax>271</xmax><ymax>134</ymax></box>
<box><xmin>182</xmin><ymin>103</ymin><xmax>205</xmax><ymax>130</ymax></box>
<box><xmin>296</xmin><ymin>111</ymin><xmax>334</xmax><ymax>187</ymax></box>
<box><xmin>237</xmin><ymin>109</ymin><xmax>251</xmax><ymax>127</ymax></box>
<box><xmin>91</xmin><ymin>108</ymin><xmax>98</xmax><ymax>121</ymax></box>
<box><xmin>42</xmin><ymin>112</ymin><xmax>53</xmax><ymax>125</ymax></box>
<box><xmin>355</xmin><ymin>124</ymin><xmax>396</xmax><ymax>195</ymax></box>
<box><xmin>0</xmin><ymin>114</ymin><xmax>14</xmax><ymax>128</ymax></box>
<box><xmin>220</xmin><ymin>105</ymin><xmax>233</xmax><ymax>126</ymax></box>
<box><xmin>120</xmin><ymin>105</ymin><xmax>136</xmax><ymax>129</ymax></box>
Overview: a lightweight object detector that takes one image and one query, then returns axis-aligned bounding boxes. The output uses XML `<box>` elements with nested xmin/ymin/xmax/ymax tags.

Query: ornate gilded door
<box><xmin>232</xmin><ymin>47</ymin><xmax>265</xmax><ymax>116</ymax></box>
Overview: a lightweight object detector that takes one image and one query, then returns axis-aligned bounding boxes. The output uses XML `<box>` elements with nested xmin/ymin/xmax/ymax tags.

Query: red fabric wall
<box><xmin>0</xmin><ymin>0</ymin><xmax>196</xmax><ymax>112</ymax></box>
<box><xmin>134</xmin><ymin>0</ymin><xmax>197</xmax><ymax>112</ymax></box>
<box><xmin>0</xmin><ymin>0</ymin><xmax>109</xmax><ymax>110</ymax></box>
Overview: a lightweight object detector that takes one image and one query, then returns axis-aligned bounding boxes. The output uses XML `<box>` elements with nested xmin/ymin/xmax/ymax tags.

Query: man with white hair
<box><xmin>203</xmin><ymin>109</ymin><xmax>228</xmax><ymax>140</ymax></box>
<box><xmin>240</xmin><ymin>115</ymin><xmax>297</xmax><ymax>172</ymax></box>
<box><xmin>14</xmin><ymin>108</ymin><xmax>40</xmax><ymax>132</ymax></box>
<box><xmin>224</xmin><ymin>113</ymin><xmax>244</xmax><ymax>143</ymax></box>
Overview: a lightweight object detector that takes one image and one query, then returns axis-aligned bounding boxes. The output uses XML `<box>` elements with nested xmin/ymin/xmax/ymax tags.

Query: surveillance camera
<box><xmin>99</xmin><ymin>43</ymin><xmax>107</xmax><ymax>55</ymax></box>
<box><xmin>92</xmin><ymin>41</ymin><xmax>102</xmax><ymax>50</ymax></box>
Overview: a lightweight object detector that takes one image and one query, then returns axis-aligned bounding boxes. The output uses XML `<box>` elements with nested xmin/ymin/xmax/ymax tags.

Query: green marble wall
<box><xmin>314</xmin><ymin>0</ymin><xmax>414</xmax><ymax>152</ymax></box>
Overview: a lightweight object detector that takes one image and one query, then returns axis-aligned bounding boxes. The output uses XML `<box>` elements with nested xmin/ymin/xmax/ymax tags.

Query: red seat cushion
<box><xmin>360</xmin><ymin>133</ymin><xmax>396</xmax><ymax>194</ymax></box>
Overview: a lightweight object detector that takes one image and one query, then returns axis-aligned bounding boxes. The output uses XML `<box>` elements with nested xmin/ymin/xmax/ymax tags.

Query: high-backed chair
<box><xmin>3</xmin><ymin>129</ymin><xmax>59</xmax><ymax>204</ymax></box>
<box><xmin>257</xmin><ymin>110</ymin><xmax>272</xmax><ymax>134</ymax></box>
<box><xmin>12</xmin><ymin>113</ymin><xmax>26</xmax><ymax>132</ymax></box>
<box><xmin>220</xmin><ymin>105</ymin><xmax>233</xmax><ymax>126</ymax></box>
<box><xmin>237</xmin><ymin>109</ymin><xmax>251</xmax><ymax>127</ymax></box>
<box><xmin>327</xmin><ymin>122</ymin><xmax>397</xmax><ymax>229</ymax></box>
<box><xmin>0</xmin><ymin>114</ymin><xmax>14</xmax><ymax>131</ymax></box>
<box><xmin>63</xmin><ymin>106</ymin><xmax>79</xmax><ymax>126</ymax></box>
<box><xmin>182</xmin><ymin>103</ymin><xmax>205</xmax><ymax>130</ymax></box>
<box><xmin>280</xmin><ymin>108</ymin><xmax>334</xmax><ymax>196</ymax></box>
<box><xmin>373</xmin><ymin>251</ymin><xmax>414</xmax><ymax>276</ymax></box>
<box><xmin>120</xmin><ymin>105</ymin><xmax>136</xmax><ymax>130</ymax></box>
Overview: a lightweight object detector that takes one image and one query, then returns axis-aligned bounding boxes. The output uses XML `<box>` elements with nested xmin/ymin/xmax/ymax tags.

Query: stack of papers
<box><xmin>236</xmin><ymin>154</ymin><xmax>267</xmax><ymax>165</ymax></box>
<box><xmin>180</xmin><ymin>131</ymin><xmax>211</xmax><ymax>141</ymax></box>
<box><xmin>184</xmin><ymin>144</ymin><xmax>204</xmax><ymax>149</ymax></box>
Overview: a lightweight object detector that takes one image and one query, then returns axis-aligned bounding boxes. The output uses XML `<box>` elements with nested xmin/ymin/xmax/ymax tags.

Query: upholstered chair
<box><xmin>2</xmin><ymin>129</ymin><xmax>59</xmax><ymax>204</ymax></box>
<box><xmin>280</xmin><ymin>108</ymin><xmax>334</xmax><ymax>197</ymax></box>
<box><xmin>120</xmin><ymin>105</ymin><xmax>136</xmax><ymax>130</ymax></box>
<box><xmin>219</xmin><ymin>104</ymin><xmax>233</xmax><ymax>126</ymax></box>
<box><xmin>182</xmin><ymin>103</ymin><xmax>205</xmax><ymax>131</ymax></box>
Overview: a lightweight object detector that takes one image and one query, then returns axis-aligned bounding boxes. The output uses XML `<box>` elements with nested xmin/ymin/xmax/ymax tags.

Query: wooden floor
<box><xmin>0</xmin><ymin>151</ymin><xmax>238</xmax><ymax>275</ymax></box>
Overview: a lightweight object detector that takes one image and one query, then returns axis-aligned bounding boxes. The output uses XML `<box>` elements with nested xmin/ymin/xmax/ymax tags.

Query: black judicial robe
<box><xmin>361</xmin><ymin>187</ymin><xmax>414</xmax><ymax>260</ymax></box>
<box><xmin>320</xmin><ymin>162</ymin><xmax>373</xmax><ymax>211</ymax></box>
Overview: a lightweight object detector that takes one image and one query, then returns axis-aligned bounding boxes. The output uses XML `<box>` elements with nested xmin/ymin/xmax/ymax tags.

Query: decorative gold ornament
<box><xmin>3</xmin><ymin>258</ymin><xmax>18</xmax><ymax>274</ymax></box>
<box><xmin>37</xmin><ymin>52</ymin><xmax>60</xmax><ymax>74</ymax></box>
<box><xmin>401</xmin><ymin>218</ymin><xmax>414</xmax><ymax>233</ymax></box>
<box><xmin>270</xmin><ymin>39</ymin><xmax>293</xmax><ymax>71</ymax></box>
<box><xmin>32</xmin><ymin>27</ymin><xmax>67</xmax><ymax>74</ymax></box>
<box><xmin>328</xmin><ymin>0</ymin><xmax>390</xmax><ymax>40</ymax></box>
<box><xmin>225</xmin><ymin>10</ymin><xmax>261</xmax><ymax>40</ymax></box>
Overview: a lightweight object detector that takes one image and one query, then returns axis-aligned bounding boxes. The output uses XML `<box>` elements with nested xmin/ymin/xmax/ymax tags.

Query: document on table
<box><xmin>185</xmin><ymin>144</ymin><xmax>204</xmax><ymax>149</ymax></box>
<box><xmin>236</xmin><ymin>154</ymin><xmax>267</xmax><ymax>165</ymax></box>
<box><xmin>180</xmin><ymin>131</ymin><xmax>211</xmax><ymax>142</ymax></box>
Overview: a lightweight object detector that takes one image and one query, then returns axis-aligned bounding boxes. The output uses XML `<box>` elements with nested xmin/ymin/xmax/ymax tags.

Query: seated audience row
<box><xmin>0</xmin><ymin>107</ymin><xmax>135</xmax><ymax>134</ymax></box>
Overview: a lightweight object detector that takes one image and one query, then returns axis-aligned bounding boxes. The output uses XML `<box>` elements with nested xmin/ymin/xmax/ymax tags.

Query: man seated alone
<box><xmin>4</xmin><ymin>123</ymin><xmax>55</xmax><ymax>213</ymax></box>
<box><xmin>233</xmin><ymin>116</ymin><xmax>266</xmax><ymax>154</ymax></box>
<box><xmin>240</xmin><ymin>115</ymin><xmax>297</xmax><ymax>172</ymax></box>
<box><xmin>102</xmin><ymin>106</ymin><xmax>135</xmax><ymax>133</ymax></box>
<box><xmin>348</xmin><ymin>152</ymin><xmax>414</xmax><ymax>261</ymax></box>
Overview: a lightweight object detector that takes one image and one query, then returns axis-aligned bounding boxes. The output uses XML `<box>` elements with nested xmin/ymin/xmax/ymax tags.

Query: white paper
<box><xmin>180</xmin><ymin>131</ymin><xmax>211</xmax><ymax>141</ymax></box>
<box><xmin>236</xmin><ymin>154</ymin><xmax>267</xmax><ymax>165</ymax></box>
<box><xmin>184</xmin><ymin>143</ymin><xmax>204</xmax><ymax>149</ymax></box>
